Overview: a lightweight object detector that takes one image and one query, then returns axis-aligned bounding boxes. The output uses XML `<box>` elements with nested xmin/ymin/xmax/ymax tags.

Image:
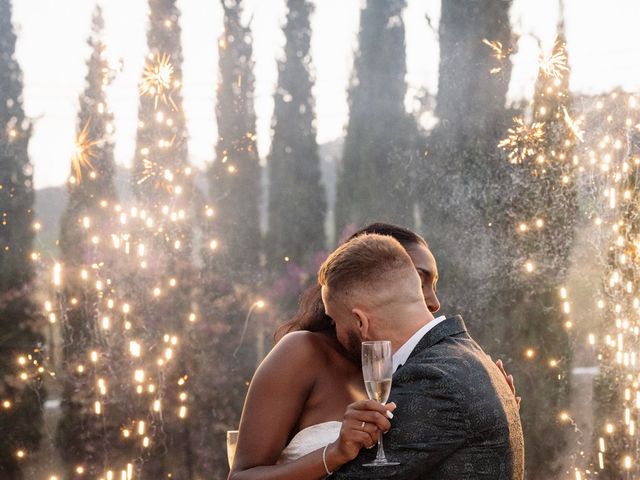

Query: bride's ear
<box><xmin>352</xmin><ymin>308</ymin><xmax>369</xmax><ymax>339</ymax></box>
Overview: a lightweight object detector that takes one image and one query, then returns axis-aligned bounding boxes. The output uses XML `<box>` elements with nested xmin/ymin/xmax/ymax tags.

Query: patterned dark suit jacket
<box><xmin>333</xmin><ymin>316</ymin><xmax>524</xmax><ymax>479</ymax></box>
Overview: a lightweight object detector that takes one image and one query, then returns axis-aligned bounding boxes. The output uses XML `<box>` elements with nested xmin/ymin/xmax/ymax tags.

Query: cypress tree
<box><xmin>131</xmin><ymin>0</ymin><xmax>196</xmax><ymax>476</ymax></box>
<box><xmin>0</xmin><ymin>1</ymin><xmax>44</xmax><ymax>477</ymax></box>
<box><xmin>336</xmin><ymin>0</ymin><xmax>416</xmax><ymax>233</ymax></box>
<box><xmin>422</xmin><ymin>0</ymin><xmax>514</xmax><ymax>348</ymax></box>
<box><xmin>196</xmin><ymin>1</ymin><xmax>262</xmax><ymax>476</ymax></box>
<box><xmin>267</xmin><ymin>0</ymin><xmax>325</xmax><ymax>270</ymax></box>
<box><xmin>592</xmin><ymin>92</ymin><xmax>640</xmax><ymax>478</ymax></box>
<box><xmin>56</xmin><ymin>7</ymin><xmax>123</xmax><ymax>477</ymax></box>
<box><xmin>496</xmin><ymin>18</ymin><xmax>579</xmax><ymax>477</ymax></box>
<box><xmin>207</xmin><ymin>0</ymin><xmax>261</xmax><ymax>281</ymax></box>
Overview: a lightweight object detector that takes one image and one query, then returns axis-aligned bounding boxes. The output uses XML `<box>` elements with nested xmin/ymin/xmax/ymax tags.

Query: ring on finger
<box><xmin>360</xmin><ymin>421</ymin><xmax>366</xmax><ymax>431</ymax></box>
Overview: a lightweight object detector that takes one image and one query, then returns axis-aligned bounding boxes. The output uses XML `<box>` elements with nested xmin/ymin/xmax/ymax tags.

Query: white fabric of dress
<box><xmin>278</xmin><ymin>421</ymin><xmax>341</xmax><ymax>463</ymax></box>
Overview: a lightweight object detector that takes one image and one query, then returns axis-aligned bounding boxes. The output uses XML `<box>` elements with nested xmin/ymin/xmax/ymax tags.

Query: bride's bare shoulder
<box><xmin>265</xmin><ymin>330</ymin><xmax>337</xmax><ymax>366</ymax></box>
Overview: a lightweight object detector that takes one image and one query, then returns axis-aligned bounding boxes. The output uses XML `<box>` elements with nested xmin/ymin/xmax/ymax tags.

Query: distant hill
<box><xmin>35</xmin><ymin>164</ymin><xmax>132</xmax><ymax>256</ymax></box>
<box><xmin>34</xmin><ymin>139</ymin><xmax>344</xmax><ymax>255</ymax></box>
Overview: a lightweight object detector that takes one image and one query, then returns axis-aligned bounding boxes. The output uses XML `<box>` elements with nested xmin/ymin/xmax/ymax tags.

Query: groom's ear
<box><xmin>352</xmin><ymin>308</ymin><xmax>370</xmax><ymax>339</ymax></box>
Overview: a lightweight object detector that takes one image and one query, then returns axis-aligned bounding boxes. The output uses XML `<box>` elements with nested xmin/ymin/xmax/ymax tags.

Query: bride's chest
<box><xmin>299</xmin><ymin>371</ymin><xmax>367</xmax><ymax>427</ymax></box>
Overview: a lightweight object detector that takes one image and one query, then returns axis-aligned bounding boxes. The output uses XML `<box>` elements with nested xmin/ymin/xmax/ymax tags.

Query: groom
<box><xmin>319</xmin><ymin>233</ymin><xmax>524</xmax><ymax>479</ymax></box>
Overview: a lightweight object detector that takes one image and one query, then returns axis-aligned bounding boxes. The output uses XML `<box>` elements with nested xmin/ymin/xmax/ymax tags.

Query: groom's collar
<box><xmin>404</xmin><ymin>315</ymin><xmax>468</xmax><ymax>363</ymax></box>
<box><xmin>392</xmin><ymin>315</ymin><xmax>446</xmax><ymax>372</ymax></box>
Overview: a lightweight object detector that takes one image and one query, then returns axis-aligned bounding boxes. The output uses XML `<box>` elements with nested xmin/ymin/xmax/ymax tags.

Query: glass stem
<box><xmin>376</xmin><ymin>433</ymin><xmax>387</xmax><ymax>462</ymax></box>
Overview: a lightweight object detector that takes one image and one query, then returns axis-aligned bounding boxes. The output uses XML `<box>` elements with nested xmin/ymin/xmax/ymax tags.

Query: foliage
<box><xmin>0</xmin><ymin>0</ymin><xmax>44</xmax><ymax>477</ymax></box>
<box><xmin>336</xmin><ymin>0</ymin><xmax>418</xmax><ymax>233</ymax></box>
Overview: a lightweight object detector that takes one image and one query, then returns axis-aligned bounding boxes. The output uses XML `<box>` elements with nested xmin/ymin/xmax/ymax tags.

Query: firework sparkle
<box><xmin>498</xmin><ymin>117</ymin><xmax>546</xmax><ymax>164</ymax></box>
<box><xmin>483</xmin><ymin>38</ymin><xmax>511</xmax><ymax>74</ymax></box>
<box><xmin>71</xmin><ymin>120</ymin><xmax>102</xmax><ymax>183</ymax></box>
<box><xmin>139</xmin><ymin>53</ymin><xmax>178</xmax><ymax>111</ymax></box>
<box><xmin>539</xmin><ymin>38</ymin><xmax>569</xmax><ymax>80</ymax></box>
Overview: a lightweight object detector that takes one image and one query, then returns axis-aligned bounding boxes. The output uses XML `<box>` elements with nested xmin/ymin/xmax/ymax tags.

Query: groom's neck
<box><xmin>384</xmin><ymin>306</ymin><xmax>436</xmax><ymax>353</ymax></box>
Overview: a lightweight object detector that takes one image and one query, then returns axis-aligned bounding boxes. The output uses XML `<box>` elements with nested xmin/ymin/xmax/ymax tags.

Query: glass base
<box><xmin>362</xmin><ymin>459</ymin><xmax>401</xmax><ymax>467</ymax></box>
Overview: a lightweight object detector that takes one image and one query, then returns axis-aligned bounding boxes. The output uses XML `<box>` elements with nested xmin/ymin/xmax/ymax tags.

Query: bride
<box><xmin>228</xmin><ymin>223</ymin><xmax>518</xmax><ymax>479</ymax></box>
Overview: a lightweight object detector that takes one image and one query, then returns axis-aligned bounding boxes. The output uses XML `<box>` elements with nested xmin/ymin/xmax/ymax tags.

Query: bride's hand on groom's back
<box><xmin>325</xmin><ymin>400</ymin><xmax>396</xmax><ymax>468</ymax></box>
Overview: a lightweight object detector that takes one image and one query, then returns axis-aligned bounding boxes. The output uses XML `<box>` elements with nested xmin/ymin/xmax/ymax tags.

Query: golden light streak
<box><xmin>53</xmin><ymin>263</ymin><xmax>62</xmax><ymax>286</ymax></box>
<box><xmin>562</xmin><ymin>106</ymin><xmax>584</xmax><ymax>143</ymax></box>
<box><xmin>482</xmin><ymin>38</ymin><xmax>511</xmax><ymax>74</ymax></box>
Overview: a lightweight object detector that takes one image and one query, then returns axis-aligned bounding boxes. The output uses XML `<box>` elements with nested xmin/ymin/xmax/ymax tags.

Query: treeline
<box><xmin>1</xmin><ymin>0</ymin><xmax>587</xmax><ymax>478</ymax></box>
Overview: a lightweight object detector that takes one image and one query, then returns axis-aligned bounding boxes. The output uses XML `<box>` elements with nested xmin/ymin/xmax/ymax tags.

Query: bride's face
<box><xmin>405</xmin><ymin>243</ymin><xmax>440</xmax><ymax>314</ymax></box>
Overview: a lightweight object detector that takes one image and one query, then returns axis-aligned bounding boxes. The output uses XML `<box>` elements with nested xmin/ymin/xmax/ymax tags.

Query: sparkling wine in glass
<box><xmin>227</xmin><ymin>430</ymin><xmax>239</xmax><ymax>469</ymax></box>
<box><xmin>361</xmin><ymin>341</ymin><xmax>400</xmax><ymax>467</ymax></box>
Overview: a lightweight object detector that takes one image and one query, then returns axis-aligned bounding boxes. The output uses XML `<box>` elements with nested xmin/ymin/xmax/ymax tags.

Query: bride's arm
<box><xmin>228</xmin><ymin>332</ymin><xmax>391</xmax><ymax>480</ymax></box>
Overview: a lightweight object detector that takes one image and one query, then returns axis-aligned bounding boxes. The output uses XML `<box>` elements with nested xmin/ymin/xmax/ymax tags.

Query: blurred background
<box><xmin>2</xmin><ymin>0</ymin><xmax>640</xmax><ymax>478</ymax></box>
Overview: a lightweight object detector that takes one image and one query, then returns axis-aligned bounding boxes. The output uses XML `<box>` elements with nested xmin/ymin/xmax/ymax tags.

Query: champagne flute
<box><xmin>361</xmin><ymin>341</ymin><xmax>400</xmax><ymax>467</ymax></box>
<box><xmin>227</xmin><ymin>430</ymin><xmax>239</xmax><ymax>469</ymax></box>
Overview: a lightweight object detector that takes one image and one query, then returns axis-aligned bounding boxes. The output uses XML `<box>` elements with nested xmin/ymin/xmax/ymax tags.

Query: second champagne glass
<box><xmin>227</xmin><ymin>430</ymin><xmax>239</xmax><ymax>469</ymax></box>
<box><xmin>361</xmin><ymin>340</ymin><xmax>400</xmax><ymax>467</ymax></box>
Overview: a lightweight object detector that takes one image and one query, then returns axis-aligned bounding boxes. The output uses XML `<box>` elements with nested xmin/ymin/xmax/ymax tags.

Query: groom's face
<box><xmin>321</xmin><ymin>286</ymin><xmax>364</xmax><ymax>364</ymax></box>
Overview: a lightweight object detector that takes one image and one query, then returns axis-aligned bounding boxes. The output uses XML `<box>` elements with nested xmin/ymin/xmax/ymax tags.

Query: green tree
<box><xmin>336</xmin><ymin>0</ymin><xmax>417</xmax><ymax>233</ymax></box>
<box><xmin>591</xmin><ymin>91</ymin><xmax>640</xmax><ymax>478</ymax></box>
<box><xmin>196</xmin><ymin>1</ymin><xmax>262</xmax><ymax>476</ymax></box>
<box><xmin>0</xmin><ymin>0</ymin><xmax>44</xmax><ymax>477</ymax></box>
<box><xmin>422</xmin><ymin>0</ymin><xmax>514</xmax><ymax>348</ymax></box>
<box><xmin>131</xmin><ymin>0</ymin><xmax>196</xmax><ymax>476</ymax></box>
<box><xmin>56</xmin><ymin>7</ymin><xmax>123</xmax><ymax>477</ymax></box>
<box><xmin>267</xmin><ymin>0</ymin><xmax>325</xmax><ymax>270</ymax></box>
<box><xmin>495</xmin><ymin>19</ymin><xmax>578</xmax><ymax>478</ymax></box>
<box><xmin>207</xmin><ymin>0</ymin><xmax>261</xmax><ymax>281</ymax></box>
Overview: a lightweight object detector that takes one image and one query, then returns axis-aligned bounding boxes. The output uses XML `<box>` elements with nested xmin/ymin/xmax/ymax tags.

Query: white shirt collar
<box><xmin>392</xmin><ymin>315</ymin><xmax>447</xmax><ymax>373</ymax></box>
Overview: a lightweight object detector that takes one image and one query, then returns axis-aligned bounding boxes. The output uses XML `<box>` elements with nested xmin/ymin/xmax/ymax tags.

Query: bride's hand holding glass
<box><xmin>323</xmin><ymin>400</ymin><xmax>396</xmax><ymax>471</ymax></box>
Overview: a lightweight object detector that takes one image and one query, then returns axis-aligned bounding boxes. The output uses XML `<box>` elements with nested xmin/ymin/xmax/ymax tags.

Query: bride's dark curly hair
<box><xmin>273</xmin><ymin>223</ymin><xmax>429</xmax><ymax>342</ymax></box>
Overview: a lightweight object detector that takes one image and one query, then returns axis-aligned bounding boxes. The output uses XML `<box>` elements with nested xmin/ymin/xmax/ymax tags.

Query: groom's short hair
<box><xmin>318</xmin><ymin>233</ymin><xmax>422</xmax><ymax>310</ymax></box>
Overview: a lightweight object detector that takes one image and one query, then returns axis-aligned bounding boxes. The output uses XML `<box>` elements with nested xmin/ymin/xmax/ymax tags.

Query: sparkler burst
<box><xmin>539</xmin><ymin>38</ymin><xmax>569</xmax><ymax>81</ymax></box>
<box><xmin>499</xmin><ymin>117</ymin><xmax>546</xmax><ymax>164</ymax></box>
<box><xmin>139</xmin><ymin>53</ymin><xmax>178</xmax><ymax>110</ymax></box>
<box><xmin>71</xmin><ymin>120</ymin><xmax>101</xmax><ymax>182</ymax></box>
<box><xmin>136</xmin><ymin>159</ymin><xmax>177</xmax><ymax>193</ymax></box>
<box><xmin>137</xmin><ymin>158</ymin><xmax>161</xmax><ymax>186</ymax></box>
<box><xmin>562</xmin><ymin>106</ymin><xmax>584</xmax><ymax>143</ymax></box>
<box><xmin>483</xmin><ymin>38</ymin><xmax>511</xmax><ymax>74</ymax></box>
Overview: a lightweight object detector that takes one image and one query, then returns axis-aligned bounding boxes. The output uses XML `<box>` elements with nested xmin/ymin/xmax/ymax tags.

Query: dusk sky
<box><xmin>11</xmin><ymin>0</ymin><xmax>640</xmax><ymax>189</ymax></box>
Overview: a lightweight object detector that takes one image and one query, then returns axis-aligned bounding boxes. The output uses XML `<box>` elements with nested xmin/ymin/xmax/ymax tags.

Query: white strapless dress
<box><xmin>278</xmin><ymin>421</ymin><xmax>341</xmax><ymax>463</ymax></box>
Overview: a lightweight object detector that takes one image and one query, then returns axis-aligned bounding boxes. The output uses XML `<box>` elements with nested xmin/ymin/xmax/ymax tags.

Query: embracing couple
<box><xmin>229</xmin><ymin>223</ymin><xmax>524</xmax><ymax>479</ymax></box>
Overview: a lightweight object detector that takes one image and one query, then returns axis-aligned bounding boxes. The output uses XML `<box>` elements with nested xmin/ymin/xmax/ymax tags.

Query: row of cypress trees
<box><xmin>0</xmin><ymin>0</ymin><xmax>593</xmax><ymax>478</ymax></box>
